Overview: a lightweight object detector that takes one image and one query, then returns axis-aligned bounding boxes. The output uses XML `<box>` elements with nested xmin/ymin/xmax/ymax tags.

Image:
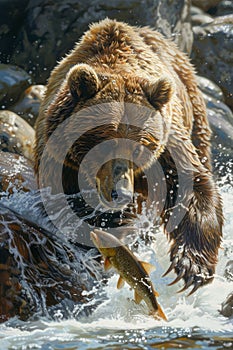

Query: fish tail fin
<box><xmin>150</xmin><ymin>303</ymin><xmax>168</xmax><ymax>321</ymax></box>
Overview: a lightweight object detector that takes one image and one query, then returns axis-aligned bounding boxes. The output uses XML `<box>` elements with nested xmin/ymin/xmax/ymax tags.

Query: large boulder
<box><xmin>197</xmin><ymin>76</ymin><xmax>233</xmax><ymax>176</ymax></box>
<box><xmin>1</xmin><ymin>0</ymin><xmax>192</xmax><ymax>83</ymax></box>
<box><xmin>192</xmin><ymin>15</ymin><xmax>233</xmax><ymax>110</ymax></box>
<box><xmin>0</xmin><ymin>151</ymin><xmax>36</xmax><ymax>195</ymax></box>
<box><xmin>11</xmin><ymin>84</ymin><xmax>46</xmax><ymax>126</ymax></box>
<box><xmin>0</xmin><ymin>203</ymin><xmax>99</xmax><ymax>322</ymax></box>
<box><xmin>0</xmin><ymin>64</ymin><xmax>31</xmax><ymax>107</ymax></box>
<box><xmin>0</xmin><ymin>110</ymin><xmax>35</xmax><ymax>161</ymax></box>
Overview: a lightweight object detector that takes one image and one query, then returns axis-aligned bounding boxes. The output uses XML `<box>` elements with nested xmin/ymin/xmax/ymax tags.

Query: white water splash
<box><xmin>0</xmin><ymin>178</ymin><xmax>233</xmax><ymax>349</ymax></box>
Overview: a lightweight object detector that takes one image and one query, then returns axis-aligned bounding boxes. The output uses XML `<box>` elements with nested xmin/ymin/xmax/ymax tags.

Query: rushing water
<box><xmin>0</xmin><ymin>170</ymin><xmax>233</xmax><ymax>349</ymax></box>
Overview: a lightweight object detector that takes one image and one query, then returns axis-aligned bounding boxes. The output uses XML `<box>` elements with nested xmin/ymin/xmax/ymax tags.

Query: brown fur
<box><xmin>34</xmin><ymin>19</ymin><xmax>223</xmax><ymax>293</ymax></box>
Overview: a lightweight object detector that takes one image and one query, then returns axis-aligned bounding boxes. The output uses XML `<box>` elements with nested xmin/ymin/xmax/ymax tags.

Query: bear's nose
<box><xmin>113</xmin><ymin>163</ymin><xmax>128</xmax><ymax>178</ymax></box>
<box><xmin>111</xmin><ymin>188</ymin><xmax>132</xmax><ymax>204</ymax></box>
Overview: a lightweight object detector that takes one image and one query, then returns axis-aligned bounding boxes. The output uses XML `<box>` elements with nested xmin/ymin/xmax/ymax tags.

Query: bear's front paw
<box><xmin>163</xmin><ymin>245</ymin><xmax>215</xmax><ymax>295</ymax></box>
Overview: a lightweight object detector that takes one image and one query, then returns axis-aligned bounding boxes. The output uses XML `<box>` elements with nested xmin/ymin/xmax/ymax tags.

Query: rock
<box><xmin>0</xmin><ymin>203</ymin><xmax>99</xmax><ymax>322</ymax></box>
<box><xmin>0</xmin><ymin>64</ymin><xmax>31</xmax><ymax>107</ymax></box>
<box><xmin>192</xmin><ymin>15</ymin><xmax>233</xmax><ymax>110</ymax></box>
<box><xmin>220</xmin><ymin>292</ymin><xmax>233</xmax><ymax>318</ymax></box>
<box><xmin>3</xmin><ymin>0</ymin><xmax>192</xmax><ymax>83</ymax></box>
<box><xmin>215</xmin><ymin>1</ymin><xmax>233</xmax><ymax>17</ymax></box>
<box><xmin>207</xmin><ymin>98</ymin><xmax>233</xmax><ymax>175</ymax></box>
<box><xmin>197</xmin><ymin>75</ymin><xmax>224</xmax><ymax>102</ymax></box>
<box><xmin>11</xmin><ymin>85</ymin><xmax>46</xmax><ymax>126</ymax></box>
<box><xmin>197</xmin><ymin>76</ymin><xmax>233</xmax><ymax>174</ymax></box>
<box><xmin>224</xmin><ymin>260</ymin><xmax>233</xmax><ymax>282</ymax></box>
<box><xmin>191</xmin><ymin>13</ymin><xmax>213</xmax><ymax>26</ymax></box>
<box><xmin>191</xmin><ymin>6</ymin><xmax>213</xmax><ymax>26</ymax></box>
<box><xmin>192</xmin><ymin>0</ymin><xmax>222</xmax><ymax>11</ymax></box>
<box><xmin>0</xmin><ymin>151</ymin><xmax>36</xmax><ymax>195</ymax></box>
<box><xmin>0</xmin><ymin>110</ymin><xmax>35</xmax><ymax>161</ymax></box>
<box><xmin>0</xmin><ymin>0</ymin><xmax>29</xmax><ymax>63</ymax></box>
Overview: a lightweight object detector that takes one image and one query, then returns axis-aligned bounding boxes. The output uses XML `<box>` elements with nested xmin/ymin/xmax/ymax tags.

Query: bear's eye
<box><xmin>133</xmin><ymin>145</ymin><xmax>143</xmax><ymax>159</ymax></box>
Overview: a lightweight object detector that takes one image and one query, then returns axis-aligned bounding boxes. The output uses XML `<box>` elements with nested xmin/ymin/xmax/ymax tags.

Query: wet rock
<box><xmin>0</xmin><ymin>151</ymin><xmax>36</xmax><ymax>195</ymax></box>
<box><xmin>0</xmin><ymin>64</ymin><xmax>31</xmax><ymax>107</ymax></box>
<box><xmin>192</xmin><ymin>0</ymin><xmax>222</xmax><ymax>11</ymax></box>
<box><xmin>224</xmin><ymin>260</ymin><xmax>233</xmax><ymax>282</ymax></box>
<box><xmin>220</xmin><ymin>292</ymin><xmax>233</xmax><ymax>318</ymax></box>
<box><xmin>192</xmin><ymin>16</ymin><xmax>233</xmax><ymax>110</ymax></box>
<box><xmin>191</xmin><ymin>13</ymin><xmax>213</xmax><ymax>26</ymax></box>
<box><xmin>197</xmin><ymin>76</ymin><xmax>233</xmax><ymax>173</ymax></box>
<box><xmin>197</xmin><ymin>76</ymin><xmax>224</xmax><ymax>102</ymax></box>
<box><xmin>215</xmin><ymin>1</ymin><xmax>233</xmax><ymax>17</ymax></box>
<box><xmin>0</xmin><ymin>203</ymin><xmax>100</xmax><ymax>322</ymax></box>
<box><xmin>0</xmin><ymin>110</ymin><xmax>35</xmax><ymax>161</ymax></box>
<box><xmin>4</xmin><ymin>0</ymin><xmax>192</xmax><ymax>83</ymax></box>
<box><xmin>11</xmin><ymin>85</ymin><xmax>46</xmax><ymax>126</ymax></box>
<box><xmin>191</xmin><ymin>6</ymin><xmax>213</xmax><ymax>26</ymax></box>
<box><xmin>207</xmin><ymin>98</ymin><xmax>233</xmax><ymax>165</ymax></box>
<box><xmin>0</xmin><ymin>0</ymin><xmax>29</xmax><ymax>63</ymax></box>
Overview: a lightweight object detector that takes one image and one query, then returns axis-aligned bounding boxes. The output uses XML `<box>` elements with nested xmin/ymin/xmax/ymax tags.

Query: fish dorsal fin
<box><xmin>140</xmin><ymin>261</ymin><xmax>156</xmax><ymax>274</ymax></box>
<box><xmin>134</xmin><ymin>291</ymin><xmax>143</xmax><ymax>304</ymax></box>
<box><xmin>117</xmin><ymin>276</ymin><xmax>125</xmax><ymax>289</ymax></box>
<box><xmin>104</xmin><ymin>257</ymin><xmax>112</xmax><ymax>271</ymax></box>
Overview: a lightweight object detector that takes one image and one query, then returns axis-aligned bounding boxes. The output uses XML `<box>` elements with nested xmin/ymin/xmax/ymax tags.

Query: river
<box><xmin>0</xmin><ymin>168</ymin><xmax>232</xmax><ymax>349</ymax></box>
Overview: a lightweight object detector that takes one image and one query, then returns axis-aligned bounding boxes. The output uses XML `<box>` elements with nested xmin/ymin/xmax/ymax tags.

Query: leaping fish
<box><xmin>91</xmin><ymin>229</ymin><xmax>167</xmax><ymax>321</ymax></box>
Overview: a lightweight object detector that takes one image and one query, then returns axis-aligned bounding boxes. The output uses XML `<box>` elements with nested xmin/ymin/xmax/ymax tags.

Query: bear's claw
<box><xmin>164</xmin><ymin>246</ymin><xmax>215</xmax><ymax>295</ymax></box>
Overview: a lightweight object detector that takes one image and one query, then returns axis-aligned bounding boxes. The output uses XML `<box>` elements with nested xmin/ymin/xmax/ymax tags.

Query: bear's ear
<box><xmin>67</xmin><ymin>64</ymin><xmax>100</xmax><ymax>100</ymax></box>
<box><xmin>143</xmin><ymin>78</ymin><xmax>174</xmax><ymax>110</ymax></box>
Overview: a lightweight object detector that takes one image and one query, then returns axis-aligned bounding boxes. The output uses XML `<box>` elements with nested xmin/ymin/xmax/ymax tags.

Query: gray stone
<box><xmin>0</xmin><ymin>64</ymin><xmax>31</xmax><ymax>107</ymax></box>
<box><xmin>191</xmin><ymin>13</ymin><xmax>213</xmax><ymax>26</ymax></box>
<box><xmin>192</xmin><ymin>0</ymin><xmax>222</xmax><ymax>11</ymax></box>
<box><xmin>215</xmin><ymin>0</ymin><xmax>233</xmax><ymax>17</ymax></box>
<box><xmin>224</xmin><ymin>261</ymin><xmax>233</xmax><ymax>282</ymax></box>
<box><xmin>2</xmin><ymin>0</ymin><xmax>192</xmax><ymax>83</ymax></box>
<box><xmin>197</xmin><ymin>76</ymin><xmax>233</xmax><ymax>174</ymax></box>
<box><xmin>197</xmin><ymin>75</ymin><xmax>224</xmax><ymax>102</ymax></box>
<box><xmin>0</xmin><ymin>110</ymin><xmax>35</xmax><ymax>161</ymax></box>
<box><xmin>192</xmin><ymin>15</ymin><xmax>233</xmax><ymax>109</ymax></box>
<box><xmin>11</xmin><ymin>84</ymin><xmax>46</xmax><ymax>126</ymax></box>
<box><xmin>220</xmin><ymin>292</ymin><xmax>233</xmax><ymax>318</ymax></box>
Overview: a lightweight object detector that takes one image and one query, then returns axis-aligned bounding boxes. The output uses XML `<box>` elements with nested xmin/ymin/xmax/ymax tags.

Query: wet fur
<box><xmin>34</xmin><ymin>19</ymin><xmax>223</xmax><ymax>293</ymax></box>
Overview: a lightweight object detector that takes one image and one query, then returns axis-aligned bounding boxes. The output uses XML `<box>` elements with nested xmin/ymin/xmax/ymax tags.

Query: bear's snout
<box><xmin>96</xmin><ymin>158</ymin><xmax>134</xmax><ymax>210</ymax></box>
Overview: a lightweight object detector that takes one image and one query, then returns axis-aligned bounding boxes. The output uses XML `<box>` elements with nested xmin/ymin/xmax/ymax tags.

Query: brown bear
<box><xmin>34</xmin><ymin>18</ymin><xmax>223</xmax><ymax>295</ymax></box>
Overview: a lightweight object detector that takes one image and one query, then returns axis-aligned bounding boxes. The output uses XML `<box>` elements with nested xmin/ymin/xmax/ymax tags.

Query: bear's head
<box><xmin>44</xmin><ymin>64</ymin><xmax>174</xmax><ymax>211</ymax></box>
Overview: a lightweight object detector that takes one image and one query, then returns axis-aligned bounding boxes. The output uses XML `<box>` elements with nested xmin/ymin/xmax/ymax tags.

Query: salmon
<box><xmin>91</xmin><ymin>229</ymin><xmax>167</xmax><ymax>321</ymax></box>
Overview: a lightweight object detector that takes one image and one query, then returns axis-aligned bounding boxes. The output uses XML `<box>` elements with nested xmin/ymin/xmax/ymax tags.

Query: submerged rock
<box><xmin>0</xmin><ymin>110</ymin><xmax>35</xmax><ymax>161</ymax></box>
<box><xmin>11</xmin><ymin>84</ymin><xmax>46</xmax><ymax>126</ymax></box>
<box><xmin>192</xmin><ymin>15</ymin><xmax>233</xmax><ymax>109</ymax></box>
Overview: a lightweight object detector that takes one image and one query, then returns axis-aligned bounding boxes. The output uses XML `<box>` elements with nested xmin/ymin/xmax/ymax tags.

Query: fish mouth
<box><xmin>90</xmin><ymin>231</ymin><xmax>99</xmax><ymax>247</ymax></box>
<box><xmin>90</xmin><ymin>229</ymin><xmax>122</xmax><ymax>249</ymax></box>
